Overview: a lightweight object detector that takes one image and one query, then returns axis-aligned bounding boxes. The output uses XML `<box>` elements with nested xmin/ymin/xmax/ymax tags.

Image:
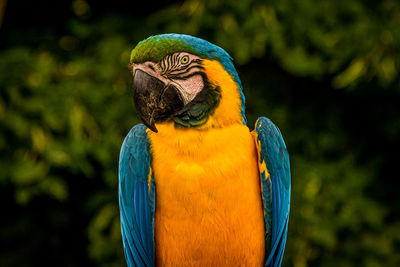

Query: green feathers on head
<box><xmin>131</xmin><ymin>35</ymin><xmax>199</xmax><ymax>63</ymax></box>
<box><xmin>129</xmin><ymin>33</ymin><xmax>230</xmax><ymax>64</ymax></box>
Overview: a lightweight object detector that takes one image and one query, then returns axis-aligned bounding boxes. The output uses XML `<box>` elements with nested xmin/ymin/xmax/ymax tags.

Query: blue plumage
<box><xmin>255</xmin><ymin>117</ymin><xmax>291</xmax><ymax>267</ymax></box>
<box><xmin>119</xmin><ymin>124</ymin><xmax>155</xmax><ymax>266</ymax></box>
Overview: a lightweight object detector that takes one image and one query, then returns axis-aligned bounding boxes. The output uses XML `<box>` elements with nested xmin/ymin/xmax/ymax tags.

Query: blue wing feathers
<box><xmin>255</xmin><ymin>117</ymin><xmax>291</xmax><ymax>267</ymax></box>
<box><xmin>260</xmin><ymin>169</ymin><xmax>273</xmax><ymax>252</ymax></box>
<box><xmin>119</xmin><ymin>124</ymin><xmax>155</xmax><ymax>267</ymax></box>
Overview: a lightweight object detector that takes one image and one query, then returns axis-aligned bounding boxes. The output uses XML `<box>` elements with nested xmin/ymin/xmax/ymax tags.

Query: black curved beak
<box><xmin>132</xmin><ymin>70</ymin><xmax>184</xmax><ymax>132</ymax></box>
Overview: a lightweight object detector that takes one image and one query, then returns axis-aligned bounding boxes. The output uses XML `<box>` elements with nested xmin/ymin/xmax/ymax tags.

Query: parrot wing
<box><xmin>119</xmin><ymin>124</ymin><xmax>155</xmax><ymax>267</ymax></box>
<box><xmin>254</xmin><ymin>117</ymin><xmax>291</xmax><ymax>267</ymax></box>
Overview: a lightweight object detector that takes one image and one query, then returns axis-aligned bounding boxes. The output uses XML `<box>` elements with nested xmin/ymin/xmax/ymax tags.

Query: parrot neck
<box><xmin>147</xmin><ymin>122</ymin><xmax>251</xmax><ymax>157</ymax></box>
<box><xmin>202</xmin><ymin>59</ymin><xmax>243</xmax><ymax>128</ymax></box>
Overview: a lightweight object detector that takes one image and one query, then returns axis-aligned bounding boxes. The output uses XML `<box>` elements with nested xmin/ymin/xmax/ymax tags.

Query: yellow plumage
<box><xmin>147</xmin><ymin>60</ymin><xmax>266</xmax><ymax>266</ymax></box>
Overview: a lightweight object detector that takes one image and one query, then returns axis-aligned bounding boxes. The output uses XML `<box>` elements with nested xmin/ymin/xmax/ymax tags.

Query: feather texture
<box><xmin>148</xmin><ymin>123</ymin><xmax>265</xmax><ymax>266</ymax></box>
<box><xmin>119</xmin><ymin>124</ymin><xmax>155</xmax><ymax>266</ymax></box>
<box><xmin>254</xmin><ymin>117</ymin><xmax>291</xmax><ymax>267</ymax></box>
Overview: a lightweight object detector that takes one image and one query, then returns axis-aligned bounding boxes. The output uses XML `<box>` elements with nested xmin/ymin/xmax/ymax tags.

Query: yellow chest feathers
<box><xmin>147</xmin><ymin>123</ymin><xmax>265</xmax><ymax>266</ymax></box>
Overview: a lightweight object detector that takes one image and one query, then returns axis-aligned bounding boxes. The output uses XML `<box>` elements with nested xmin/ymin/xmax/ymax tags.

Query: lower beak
<box><xmin>132</xmin><ymin>70</ymin><xmax>184</xmax><ymax>132</ymax></box>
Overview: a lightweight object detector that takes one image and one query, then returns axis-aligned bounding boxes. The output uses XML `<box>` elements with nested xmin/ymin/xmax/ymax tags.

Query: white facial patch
<box><xmin>171</xmin><ymin>73</ymin><xmax>204</xmax><ymax>104</ymax></box>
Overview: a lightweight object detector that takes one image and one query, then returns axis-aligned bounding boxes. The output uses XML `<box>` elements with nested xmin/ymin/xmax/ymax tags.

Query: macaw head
<box><xmin>130</xmin><ymin>33</ymin><xmax>246</xmax><ymax>132</ymax></box>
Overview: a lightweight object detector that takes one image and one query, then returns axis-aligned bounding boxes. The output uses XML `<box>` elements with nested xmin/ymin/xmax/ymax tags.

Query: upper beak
<box><xmin>132</xmin><ymin>70</ymin><xmax>184</xmax><ymax>132</ymax></box>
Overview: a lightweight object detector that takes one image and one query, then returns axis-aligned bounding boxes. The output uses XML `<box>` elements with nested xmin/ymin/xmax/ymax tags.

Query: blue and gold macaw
<box><xmin>119</xmin><ymin>34</ymin><xmax>290</xmax><ymax>266</ymax></box>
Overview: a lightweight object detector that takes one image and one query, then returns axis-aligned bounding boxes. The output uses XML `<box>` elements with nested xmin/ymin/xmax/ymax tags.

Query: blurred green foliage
<box><xmin>0</xmin><ymin>0</ymin><xmax>399</xmax><ymax>266</ymax></box>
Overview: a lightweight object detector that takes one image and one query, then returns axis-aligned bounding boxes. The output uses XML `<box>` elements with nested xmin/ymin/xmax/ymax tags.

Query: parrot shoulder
<box><xmin>252</xmin><ymin>117</ymin><xmax>291</xmax><ymax>267</ymax></box>
<box><xmin>119</xmin><ymin>124</ymin><xmax>155</xmax><ymax>267</ymax></box>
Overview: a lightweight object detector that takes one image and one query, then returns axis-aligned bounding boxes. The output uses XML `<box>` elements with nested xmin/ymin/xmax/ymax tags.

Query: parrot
<box><xmin>118</xmin><ymin>33</ymin><xmax>291</xmax><ymax>267</ymax></box>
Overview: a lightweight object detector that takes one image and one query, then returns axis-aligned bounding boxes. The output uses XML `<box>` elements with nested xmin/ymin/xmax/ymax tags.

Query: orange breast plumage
<box><xmin>148</xmin><ymin>123</ymin><xmax>265</xmax><ymax>266</ymax></box>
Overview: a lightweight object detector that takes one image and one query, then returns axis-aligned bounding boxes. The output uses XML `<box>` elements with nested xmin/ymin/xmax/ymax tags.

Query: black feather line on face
<box><xmin>167</xmin><ymin>55</ymin><xmax>173</xmax><ymax>72</ymax></box>
<box><xmin>167</xmin><ymin>71</ymin><xmax>203</xmax><ymax>80</ymax></box>
<box><xmin>174</xmin><ymin>54</ymin><xmax>180</xmax><ymax>69</ymax></box>
<box><xmin>168</xmin><ymin>65</ymin><xmax>205</xmax><ymax>76</ymax></box>
<box><xmin>160</xmin><ymin>58</ymin><xmax>166</xmax><ymax>73</ymax></box>
<box><xmin>171</xmin><ymin>54</ymin><xmax>176</xmax><ymax>68</ymax></box>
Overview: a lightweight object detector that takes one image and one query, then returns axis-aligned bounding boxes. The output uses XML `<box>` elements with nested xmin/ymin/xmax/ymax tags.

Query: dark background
<box><xmin>1</xmin><ymin>0</ymin><xmax>399</xmax><ymax>266</ymax></box>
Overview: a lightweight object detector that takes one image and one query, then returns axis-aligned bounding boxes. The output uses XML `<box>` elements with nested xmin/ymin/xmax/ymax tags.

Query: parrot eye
<box><xmin>181</xmin><ymin>55</ymin><xmax>189</xmax><ymax>65</ymax></box>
